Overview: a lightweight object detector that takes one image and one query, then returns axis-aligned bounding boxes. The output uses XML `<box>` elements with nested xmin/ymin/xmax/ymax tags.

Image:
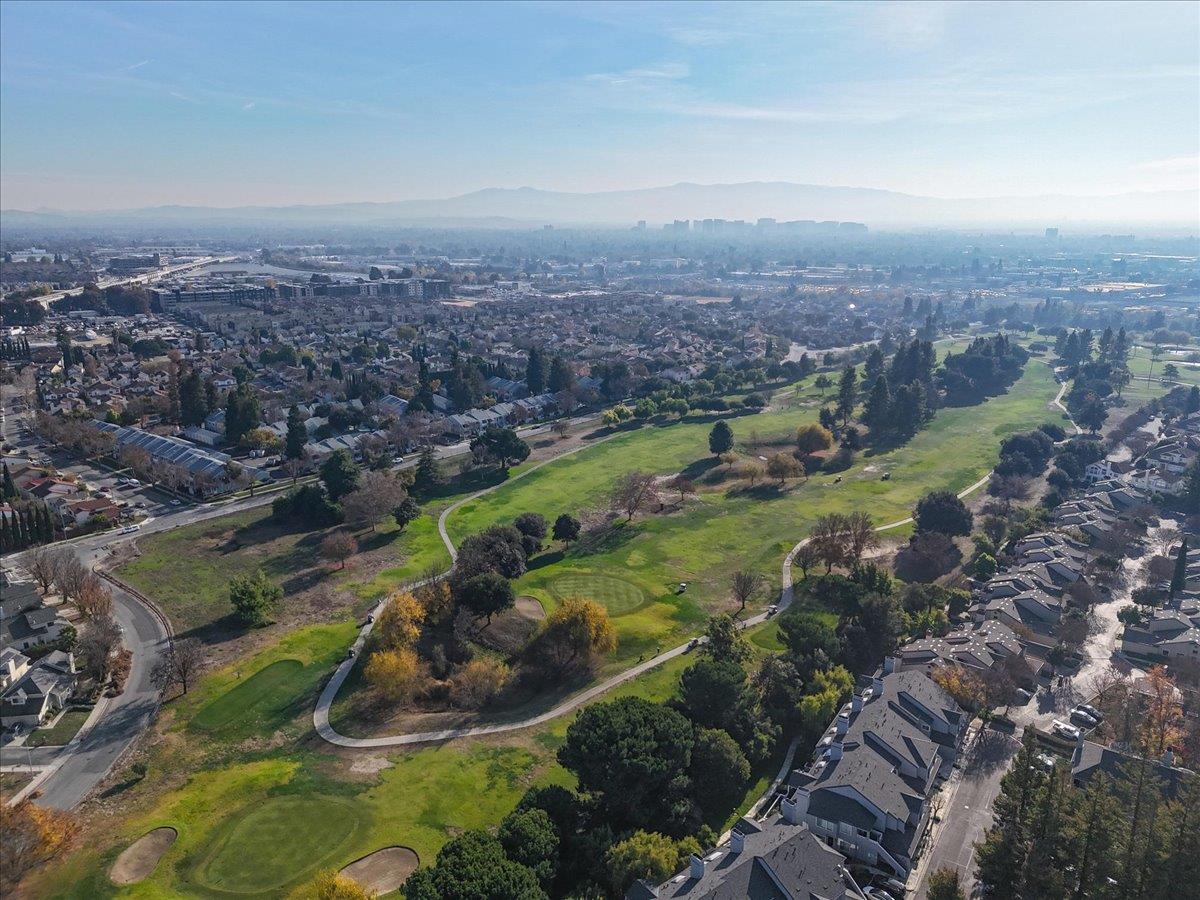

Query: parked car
<box><xmin>1052</xmin><ymin>720</ymin><xmax>1081</xmax><ymax>740</ymax></box>
<box><xmin>1077</xmin><ymin>703</ymin><xmax>1103</xmax><ymax>721</ymax></box>
<box><xmin>1070</xmin><ymin>708</ymin><xmax>1100</xmax><ymax>729</ymax></box>
<box><xmin>120</xmin><ymin>524</ymin><xmax>141</xmax><ymax>535</ymax></box>
<box><xmin>1014</xmin><ymin>687</ymin><xmax>1033</xmax><ymax>703</ymax></box>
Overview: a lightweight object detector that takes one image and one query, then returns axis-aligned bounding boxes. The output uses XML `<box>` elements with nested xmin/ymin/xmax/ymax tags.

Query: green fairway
<box><xmin>549</xmin><ymin>572</ymin><xmax>647</xmax><ymax>615</ymax></box>
<box><xmin>189</xmin><ymin>659</ymin><xmax>305</xmax><ymax>739</ymax></box>
<box><xmin>193</xmin><ymin>794</ymin><xmax>364</xmax><ymax>893</ymax></box>
<box><xmin>446</xmin><ymin>356</ymin><xmax>1062</xmax><ymax>665</ymax></box>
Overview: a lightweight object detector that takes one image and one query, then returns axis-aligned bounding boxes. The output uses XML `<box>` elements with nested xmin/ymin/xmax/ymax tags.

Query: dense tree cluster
<box><xmin>939</xmin><ymin>334</ymin><xmax>1029</xmax><ymax>405</ymax></box>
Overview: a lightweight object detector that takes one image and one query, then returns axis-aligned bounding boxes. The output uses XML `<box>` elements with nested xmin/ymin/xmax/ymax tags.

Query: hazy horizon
<box><xmin>1</xmin><ymin>0</ymin><xmax>1198</xmax><ymax>218</ymax></box>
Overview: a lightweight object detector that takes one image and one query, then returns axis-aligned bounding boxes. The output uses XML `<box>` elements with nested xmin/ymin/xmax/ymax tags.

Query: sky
<box><xmin>1</xmin><ymin>0</ymin><xmax>1197</xmax><ymax>210</ymax></box>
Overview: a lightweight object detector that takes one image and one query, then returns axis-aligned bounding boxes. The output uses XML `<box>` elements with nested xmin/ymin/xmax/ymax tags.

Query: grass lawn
<box><xmin>24</xmin><ymin>708</ymin><xmax>90</xmax><ymax>748</ymax></box>
<box><xmin>117</xmin><ymin>500</ymin><xmax>454</xmax><ymax>637</ymax></box>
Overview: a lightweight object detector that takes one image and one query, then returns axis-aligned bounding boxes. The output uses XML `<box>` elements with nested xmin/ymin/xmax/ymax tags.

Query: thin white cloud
<box><xmin>242</xmin><ymin>101</ymin><xmax>257</xmax><ymax>111</ymax></box>
<box><xmin>122</xmin><ymin>59</ymin><xmax>151</xmax><ymax>72</ymax></box>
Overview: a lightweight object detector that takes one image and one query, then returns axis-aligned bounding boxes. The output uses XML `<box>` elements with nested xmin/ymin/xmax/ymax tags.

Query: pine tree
<box><xmin>0</xmin><ymin>514</ymin><xmax>11</xmax><ymax>553</ymax></box>
<box><xmin>975</xmin><ymin>731</ymin><xmax>1045</xmax><ymax>900</ymax></box>
<box><xmin>1170</xmin><ymin>537</ymin><xmax>1188</xmax><ymax>599</ymax></box>
<box><xmin>1</xmin><ymin>462</ymin><xmax>17</xmax><ymax>500</ymax></box>
<box><xmin>862</xmin><ymin>376</ymin><xmax>892</xmax><ymax>433</ymax></box>
<box><xmin>835</xmin><ymin>365</ymin><xmax>858</xmax><ymax>426</ymax></box>
<box><xmin>414</xmin><ymin>445</ymin><xmax>442</xmax><ymax>493</ymax></box>
<box><xmin>1065</xmin><ymin>773</ymin><xmax>1123</xmax><ymax>899</ymax></box>
<box><xmin>285</xmin><ymin>405</ymin><xmax>307</xmax><ymax>460</ymax></box>
<box><xmin>526</xmin><ymin>346</ymin><xmax>547</xmax><ymax>394</ymax></box>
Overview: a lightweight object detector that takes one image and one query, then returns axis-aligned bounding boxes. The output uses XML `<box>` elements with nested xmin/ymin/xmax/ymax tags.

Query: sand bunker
<box><xmin>109</xmin><ymin>827</ymin><xmax>177</xmax><ymax>885</ymax></box>
<box><xmin>340</xmin><ymin>846</ymin><xmax>419</xmax><ymax>894</ymax></box>
<box><xmin>516</xmin><ymin>595</ymin><xmax>546</xmax><ymax>621</ymax></box>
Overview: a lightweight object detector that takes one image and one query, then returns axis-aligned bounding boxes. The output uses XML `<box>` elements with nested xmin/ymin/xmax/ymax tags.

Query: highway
<box><xmin>27</xmin><ymin>255</ymin><xmax>239</xmax><ymax>309</ymax></box>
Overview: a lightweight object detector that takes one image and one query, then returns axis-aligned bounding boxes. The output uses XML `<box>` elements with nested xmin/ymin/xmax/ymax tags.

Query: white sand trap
<box><xmin>340</xmin><ymin>846</ymin><xmax>419</xmax><ymax>894</ymax></box>
<box><xmin>516</xmin><ymin>595</ymin><xmax>546</xmax><ymax>621</ymax></box>
<box><xmin>109</xmin><ymin>826</ymin><xmax>177</xmax><ymax>885</ymax></box>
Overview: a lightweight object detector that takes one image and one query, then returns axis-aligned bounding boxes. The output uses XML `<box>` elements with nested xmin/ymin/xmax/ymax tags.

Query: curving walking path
<box><xmin>316</xmin><ymin>374</ymin><xmax>1075</xmax><ymax>749</ymax></box>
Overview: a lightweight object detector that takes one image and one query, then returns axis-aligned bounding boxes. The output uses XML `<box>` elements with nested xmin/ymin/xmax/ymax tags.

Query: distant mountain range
<box><xmin>4</xmin><ymin>181</ymin><xmax>1197</xmax><ymax>230</ymax></box>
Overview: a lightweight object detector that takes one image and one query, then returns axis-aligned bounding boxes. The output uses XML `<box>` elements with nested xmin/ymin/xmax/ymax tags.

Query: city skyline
<box><xmin>2</xmin><ymin>0</ymin><xmax>1197</xmax><ymax>213</ymax></box>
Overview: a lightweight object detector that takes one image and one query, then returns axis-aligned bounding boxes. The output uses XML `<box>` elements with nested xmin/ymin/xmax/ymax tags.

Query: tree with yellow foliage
<box><xmin>1</xmin><ymin>800</ymin><xmax>78</xmax><ymax>893</ymax></box>
<box><xmin>932</xmin><ymin>664</ymin><xmax>988</xmax><ymax>714</ymax></box>
<box><xmin>365</xmin><ymin>646</ymin><xmax>423</xmax><ymax>702</ymax></box>
<box><xmin>374</xmin><ymin>590</ymin><xmax>425</xmax><ymax>649</ymax></box>
<box><xmin>526</xmin><ymin>596</ymin><xmax>617</xmax><ymax>676</ymax></box>
<box><xmin>1139</xmin><ymin>665</ymin><xmax>1184</xmax><ymax>756</ymax></box>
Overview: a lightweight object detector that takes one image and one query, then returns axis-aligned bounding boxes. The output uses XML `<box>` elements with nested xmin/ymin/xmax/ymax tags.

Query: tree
<box><xmin>526</xmin><ymin>346</ymin><xmax>548</xmax><ymax>394</ymax></box>
<box><xmin>839</xmin><ymin>592</ymin><xmax>903</xmax><ymax>672</ymax></box>
<box><xmin>974</xmin><ymin>731</ymin><xmax>1045</xmax><ymax>900</ymax></box>
<box><xmin>914</xmin><ymin>489</ymin><xmax>973</xmax><ymax>536</ymax></box>
<box><xmin>448</xmin><ymin>658</ymin><xmax>509</xmax><ymax>709</ymax></box>
<box><xmin>611</xmin><ymin>470</ymin><xmax>659</xmax><ymax>521</ymax></box>
<box><xmin>607</xmin><ymin>831</ymin><xmax>702</xmax><ymax>894</ymax></box>
<box><xmin>413</xmin><ymin>445</ymin><xmax>443</xmax><ymax>493</ymax></box>
<box><xmin>835</xmin><ymin>364</ymin><xmax>858</xmax><ymax>425</ymax></box>
<box><xmin>809</xmin><ymin>513</ymin><xmax>851</xmax><ymax>572</ymax></box>
<box><xmin>456</xmin><ymin>572</ymin><xmax>515</xmax><ymax>625</ymax></box>
<box><xmin>526</xmin><ymin>596</ymin><xmax>617</xmax><ymax>675</ymax></box>
<box><xmin>688</xmin><ymin>727</ymin><xmax>750</xmax><ymax>817</ymax></box>
<box><xmin>558</xmin><ymin>697</ymin><xmax>695</xmax><ymax>831</ymax></box>
<box><xmin>405</xmin><ymin>831</ymin><xmax>546</xmax><ymax>900</ymax></box>
<box><xmin>778</xmin><ymin>609</ymin><xmax>841</xmax><ymax>680</ymax></box>
<box><xmin>843</xmin><ymin>511</ymin><xmax>878</xmax><ymax>562</ymax></box>
<box><xmin>708</xmin><ymin>420</ymin><xmax>734</xmax><ymax>456</ymax></box>
<box><xmin>454</xmin><ymin>524</ymin><xmax>528</xmax><ymax>582</ymax></box>
<box><xmin>766</xmin><ymin>451</ymin><xmax>802</xmax><ymax>485</ymax></box>
<box><xmin>320</xmin><ymin>449</ymin><xmax>361</xmax><ymax>501</ymax></box>
<box><xmin>704</xmin><ymin>613</ymin><xmax>752</xmax><ymax>663</ymax></box>
<box><xmin>730</xmin><ymin>570</ymin><xmax>766</xmax><ymax>616</ymax></box>
<box><xmin>285</xmin><ymin>405</ymin><xmax>307</xmax><ymax>460</ymax></box>
<box><xmin>343</xmin><ymin>470</ymin><xmax>408</xmax><ymax>532</ymax></box>
<box><xmin>513</xmin><ymin>512</ymin><xmax>548</xmax><ymax>556</ymax></box>
<box><xmin>75</xmin><ymin>574</ymin><xmax>113</xmax><ymax>620</ymax></box>
<box><xmin>150</xmin><ymin>638</ymin><xmax>204</xmax><ymax>697</ymax></box>
<box><xmin>375</xmin><ymin>590</ymin><xmax>426</xmax><ymax>648</ymax></box>
<box><xmin>312</xmin><ymin>870</ymin><xmax>376</xmax><ymax>900</ymax></box>
<box><xmin>179</xmin><ymin>370</ymin><xmax>209</xmax><ymax>427</ymax></box>
<box><xmin>228</xmin><ymin>570</ymin><xmax>281</xmax><ymax>627</ymax></box>
<box><xmin>0</xmin><ymin>800</ymin><xmax>79</xmax><ymax>895</ymax></box>
<box><xmin>52</xmin><ymin>551</ymin><xmax>87</xmax><ymax>602</ymax></box>
<box><xmin>927</xmin><ymin>867</ymin><xmax>966</xmax><ymax>900</ymax></box>
<box><xmin>393</xmin><ymin>496</ymin><xmax>421</xmax><ymax>530</ymax></box>
<box><xmin>498</xmin><ymin>808</ymin><xmax>559</xmax><ymax>889</ymax></box>
<box><xmin>894</xmin><ymin>531</ymin><xmax>962</xmax><ymax>583</ymax></box>
<box><xmin>677</xmin><ymin>657</ymin><xmax>750</xmax><ymax>730</ymax></box>
<box><xmin>795</xmin><ymin>423</ymin><xmax>834</xmax><ymax>454</ymax></box>
<box><xmin>315</xmin><ymin>531</ymin><xmax>355</xmax><ymax>570</ymax></box>
<box><xmin>224</xmin><ymin>382</ymin><xmax>261</xmax><ymax>445</ymax></box>
<box><xmin>1171</xmin><ymin>537</ymin><xmax>1189</xmax><ymax>599</ymax></box>
<box><xmin>76</xmin><ymin>614</ymin><xmax>122</xmax><ymax>681</ymax></box>
<box><xmin>27</xmin><ymin>546</ymin><xmax>58</xmax><ymax>594</ymax></box>
<box><xmin>470</xmin><ymin>427</ymin><xmax>530</xmax><ymax>470</ymax></box>
<box><xmin>365</xmin><ymin>646</ymin><xmax>422</xmax><ymax>702</ymax></box>
<box><xmin>552</xmin><ymin>513</ymin><xmax>581</xmax><ymax>547</ymax></box>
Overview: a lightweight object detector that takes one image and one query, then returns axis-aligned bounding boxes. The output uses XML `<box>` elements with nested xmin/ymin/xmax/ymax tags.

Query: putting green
<box><xmin>193</xmin><ymin>794</ymin><xmax>363</xmax><ymax>893</ymax></box>
<box><xmin>550</xmin><ymin>573</ymin><xmax>647</xmax><ymax>616</ymax></box>
<box><xmin>190</xmin><ymin>659</ymin><xmax>304</xmax><ymax>739</ymax></box>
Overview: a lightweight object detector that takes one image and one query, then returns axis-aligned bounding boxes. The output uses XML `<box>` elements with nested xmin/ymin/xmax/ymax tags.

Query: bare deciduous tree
<box><xmin>52</xmin><ymin>551</ymin><xmax>88</xmax><ymax>601</ymax></box>
<box><xmin>730</xmin><ymin>569</ymin><xmax>766</xmax><ymax>616</ymax></box>
<box><xmin>809</xmin><ymin>513</ymin><xmax>852</xmax><ymax>573</ymax></box>
<box><xmin>26</xmin><ymin>546</ymin><xmax>58</xmax><ymax>594</ymax></box>
<box><xmin>77</xmin><ymin>615</ymin><xmax>123</xmax><ymax>682</ymax></box>
<box><xmin>611</xmin><ymin>471</ymin><xmax>659</xmax><ymax>522</ymax></box>
<box><xmin>150</xmin><ymin>638</ymin><xmax>205</xmax><ymax>697</ymax></box>
<box><xmin>75</xmin><ymin>573</ymin><xmax>113</xmax><ymax>620</ymax></box>
<box><xmin>844</xmin><ymin>511</ymin><xmax>879</xmax><ymax>563</ymax></box>
<box><xmin>319</xmin><ymin>530</ymin><xmax>357</xmax><ymax>569</ymax></box>
<box><xmin>343</xmin><ymin>470</ymin><xmax>408</xmax><ymax>532</ymax></box>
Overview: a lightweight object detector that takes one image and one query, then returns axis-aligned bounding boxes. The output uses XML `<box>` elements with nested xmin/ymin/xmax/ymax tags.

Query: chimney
<box><xmin>1071</xmin><ymin>731</ymin><xmax>1086</xmax><ymax>768</ymax></box>
<box><xmin>851</xmin><ymin>693</ymin><xmax>864</xmax><ymax>714</ymax></box>
<box><xmin>782</xmin><ymin>786</ymin><xmax>810</xmax><ymax>823</ymax></box>
<box><xmin>871</xmin><ymin>675</ymin><xmax>884</xmax><ymax>695</ymax></box>
<box><xmin>835</xmin><ymin>713</ymin><xmax>849</xmax><ymax>737</ymax></box>
<box><xmin>883</xmin><ymin>655</ymin><xmax>898</xmax><ymax>674</ymax></box>
<box><xmin>689</xmin><ymin>854</ymin><xmax>705</xmax><ymax>880</ymax></box>
<box><xmin>828</xmin><ymin>741</ymin><xmax>843</xmax><ymax>761</ymax></box>
<box><xmin>730</xmin><ymin>830</ymin><xmax>745</xmax><ymax>854</ymax></box>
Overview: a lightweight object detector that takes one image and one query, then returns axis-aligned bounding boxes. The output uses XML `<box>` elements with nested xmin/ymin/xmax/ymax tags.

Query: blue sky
<box><xmin>2</xmin><ymin>0</ymin><xmax>1197</xmax><ymax>209</ymax></box>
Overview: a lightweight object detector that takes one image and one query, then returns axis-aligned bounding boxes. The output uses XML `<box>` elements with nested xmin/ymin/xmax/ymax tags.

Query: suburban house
<box><xmin>1</xmin><ymin>572</ymin><xmax>70</xmax><ymax>653</ymax></box>
<box><xmin>0</xmin><ymin>650</ymin><xmax>77</xmax><ymax>729</ymax></box>
<box><xmin>1071</xmin><ymin>736</ymin><xmax>1193</xmax><ymax>798</ymax></box>
<box><xmin>781</xmin><ymin>671</ymin><xmax>966</xmax><ymax>882</ymax></box>
<box><xmin>1121</xmin><ymin>599</ymin><xmax>1200</xmax><ymax>663</ymax></box>
<box><xmin>627</xmin><ymin>817</ymin><xmax>867</xmax><ymax>899</ymax></box>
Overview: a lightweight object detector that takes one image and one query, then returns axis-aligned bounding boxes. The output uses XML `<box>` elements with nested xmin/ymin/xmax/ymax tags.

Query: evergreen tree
<box><xmin>548</xmin><ymin>355</ymin><xmax>575</xmax><ymax>393</ymax></box>
<box><xmin>975</xmin><ymin>732</ymin><xmax>1045</xmax><ymax>900</ymax></box>
<box><xmin>179</xmin><ymin>370</ymin><xmax>209</xmax><ymax>426</ymax></box>
<box><xmin>285</xmin><ymin>405</ymin><xmax>307</xmax><ymax>460</ymax></box>
<box><xmin>835</xmin><ymin>365</ymin><xmax>858</xmax><ymax>426</ymax></box>
<box><xmin>1064</xmin><ymin>773</ymin><xmax>1123</xmax><ymax>900</ymax></box>
<box><xmin>526</xmin><ymin>346</ymin><xmax>547</xmax><ymax>394</ymax></box>
<box><xmin>414</xmin><ymin>445</ymin><xmax>443</xmax><ymax>492</ymax></box>
<box><xmin>1</xmin><ymin>462</ymin><xmax>17</xmax><ymax>500</ymax></box>
<box><xmin>862</xmin><ymin>376</ymin><xmax>892</xmax><ymax>433</ymax></box>
<box><xmin>1170</xmin><ymin>537</ymin><xmax>1188</xmax><ymax>599</ymax></box>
